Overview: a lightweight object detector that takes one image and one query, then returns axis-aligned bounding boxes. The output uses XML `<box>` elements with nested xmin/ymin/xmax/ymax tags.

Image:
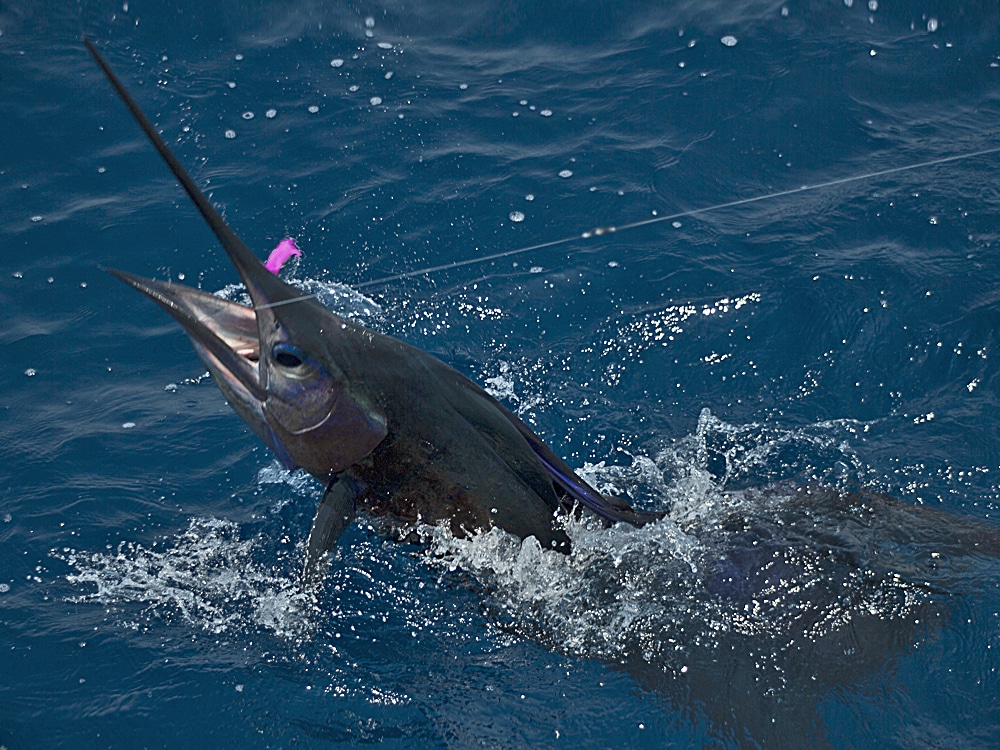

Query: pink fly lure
<box><xmin>264</xmin><ymin>238</ymin><xmax>301</xmax><ymax>274</ymax></box>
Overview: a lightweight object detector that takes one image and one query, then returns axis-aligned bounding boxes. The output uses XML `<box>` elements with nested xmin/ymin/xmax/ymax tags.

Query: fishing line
<box><xmin>254</xmin><ymin>145</ymin><xmax>1000</xmax><ymax>309</ymax></box>
<box><xmin>355</xmin><ymin>146</ymin><xmax>1000</xmax><ymax>289</ymax></box>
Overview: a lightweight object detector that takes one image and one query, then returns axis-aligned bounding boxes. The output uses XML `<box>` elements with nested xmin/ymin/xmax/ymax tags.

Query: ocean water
<box><xmin>3</xmin><ymin>1</ymin><xmax>1000</xmax><ymax>747</ymax></box>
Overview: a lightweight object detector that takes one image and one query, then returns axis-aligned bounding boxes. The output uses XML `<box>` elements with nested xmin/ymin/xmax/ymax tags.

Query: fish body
<box><xmin>85</xmin><ymin>38</ymin><xmax>659</xmax><ymax>582</ymax></box>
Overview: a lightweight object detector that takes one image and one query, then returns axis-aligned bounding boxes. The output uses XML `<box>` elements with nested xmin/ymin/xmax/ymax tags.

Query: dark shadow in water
<box><xmin>596</xmin><ymin>485</ymin><xmax>999</xmax><ymax>749</ymax></box>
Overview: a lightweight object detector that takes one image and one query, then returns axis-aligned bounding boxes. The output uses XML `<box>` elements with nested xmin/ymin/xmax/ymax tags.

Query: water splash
<box><xmin>54</xmin><ymin>517</ymin><xmax>314</xmax><ymax>639</ymax></box>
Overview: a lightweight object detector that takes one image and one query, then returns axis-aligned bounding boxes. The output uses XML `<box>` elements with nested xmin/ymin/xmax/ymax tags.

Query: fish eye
<box><xmin>272</xmin><ymin>344</ymin><xmax>304</xmax><ymax>369</ymax></box>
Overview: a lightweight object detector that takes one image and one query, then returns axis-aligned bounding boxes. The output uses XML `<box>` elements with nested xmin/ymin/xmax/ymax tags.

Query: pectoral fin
<box><xmin>302</xmin><ymin>478</ymin><xmax>358</xmax><ymax>590</ymax></box>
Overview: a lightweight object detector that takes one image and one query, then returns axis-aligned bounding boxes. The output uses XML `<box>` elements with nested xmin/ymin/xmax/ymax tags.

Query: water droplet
<box><xmin>365</xmin><ymin>16</ymin><xmax>375</xmax><ymax>28</ymax></box>
<box><xmin>349</xmin><ymin>85</ymin><xmax>359</xmax><ymax>92</ymax></box>
<box><xmin>241</xmin><ymin>111</ymin><xmax>254</xmax><ymax>120</ymax></box>
<box><xmin>525</xmin><ymin>194</ymin><xmax>535</xmax><ymax>201</ymax></box>
<box><xmin>672</xmin><ymin>221</ymin><xmax>682</xmax><ymax>228</ymax></box>
<box><xmin>330</xmin><ymin>58</ymin><xmax>344</xmax><ymax>68</ymax></box>
<box><xmin>607</xmin><ymin>261</ymin><xmax>619</xmax><ymax>268</ymax></box>
<box><xmin>529</xmin><ymin>266</ymin><xmax>543</xmax><ymax>274</ymax></box>
<box><xmin>224</xmin><ymin>129</ymin><xmax>236</xmax><ymax>139</ymax></box>
<box><xmin>122</xmin><ymin>422</ymin><xmax>136</xmax><ymax>429</ymax></box>
<box><xmin>509</xmin><ymin>211</ymin><xmax>525</xmax><ymax>222</ymax></box>
<box><xmin>519</xmin><ymin>99</ymin><xmax>528</xmax><ymax>106</ymax></box>
<box><xmin>384</xmin><ymin>71</ymin><xmax>393</xmax><ymax>79</ymax></box>
<box><xmin>868</xmin><ymin>0</ymin><xmax>877</xmax><ymax>10</ymax></box>
<box><xmin>11</xmin><ymin>272</ymin><xmax>22</xmax><ymax>279</ymax></box>
<box><xmin>98</xmin><ymin>166</ymin><xmax>106</xmax><ymax>173</ymax></box>
<box><xmin>24</xmin><ymin>368</ymin><xmax>36</xmax><ymax>377</ymax></box>
<box><xmin>721</xmin><ymin>35</ymin><xmax>738</xmax><ymax>47</ymax></box>
<box><xmin>844</xmin><ymin>0</ymin><xmax>853</xmax><ymax>6</ymax></box>
<box><xmin>459</xmin><ymin>83</ymin><xmax>468</xmax><ymax>90</ymax></box>
<box><xmin>927</xmin><ymin>18</ymin><xmax>938</xmax><ymax>32</ymax></box>
<box><xmin>0</xmin><ymin>584</ymin><xmax>9</xmax><ymax>593</ymax></box>
<box><xmin>308</xmin><ymin>105</ymin><xmax>320</xmax><ymax>113</ymax></box>
<box><xmin>227</xmin><ymin>81</ymin><xmax>236</xmax><ymax>89</ymax></box>
<box><xmin>234</xmin><ymin>53</ymin><xmax>244</xmax><ymax>61</ymax></box>
<box><xmin>929</xmin><ymin>216</ymin><xmax>938</xmax><ymax>225</ymax></box>
<box><xmin>265</xmin><ymin>109</ymin><xmax>277</xmax><ymax>119</ymax></box>
<box><xmin>558</xmin><ymin>169</ymin><xmax>573</xmax><ymax>178</ymax></box>
<box><xmin>370</xmin><ymin>96</ymin><xmax>383</xmax><ymax>106</ymax></box>
<box><xmin>377</xmin><ymin>42</ymin><xmax>393</xmax><ymax>50</ymax></box>
<box><xmin>30</xmin><ymin>215</ymin><xmax>43</xmax><ymax>223</ymax></box>
<box><xmin>540</xmin><ymin>109</ymin><xmax>552</xmax><ymax>117</ymax></box>
<box><xmin>512</xmin><ymin>111</ymin><xmax>519</xmax><ymax>117</ymax></box>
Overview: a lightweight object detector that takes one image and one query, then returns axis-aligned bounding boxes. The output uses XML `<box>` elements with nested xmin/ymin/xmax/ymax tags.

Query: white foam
<box><xmin>56</xmin><ymin>517</ymin><xmax>315</xmax><ymax>639</ymax></box>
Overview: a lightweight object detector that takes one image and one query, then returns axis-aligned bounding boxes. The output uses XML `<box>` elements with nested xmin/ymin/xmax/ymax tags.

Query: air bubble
<box><xmin>721</xmin><ymin>35</ymin><xmax>738</xmax><ymax>47</ymax></box>
<box><xmin>927</xmin><ymin>18</ymin><xmax>938</xmax><ymax>32</ymax></box>
<box><xmin>224</xmin><ymin>129</ymin><xmax>236</xmax><ymax>139</ymax></box>
<box><xmin>241</xmin><ymin>111</ymin><xmax>254</xmax><ymax>120</ymax></box>
<box><xmin>377</xmin><ymin>42</ymin><xmax>394</xmax><ymax>50</ymax></box>
<box><xmin>308</xmin><ymin>105</ymin><xmax>319</xmax><ymax>113</ymax></box>
<box><xmin>540</xmin><ymin>109</ymin><xmax>552</xmax><ymax>117</ymax></box>
<box><xmin>370</xmin><ymin>96</ymin><xmax>383</xmax><ymax>106</ymax></box>
<box><xmin>558</xmin><ymin>169</ymin><xmax>573</xmax><ymax>178</ymax></box>
<box><xmin>265</xmin><ymin>109</ymin><xmax>277</xmax><ymax>119</ymax></box>
<box><xmin>330</xmin><ymin>58</ymin><xmax>344</xmax><ymax>68</ymax></box>
<box><xmin>509</xmin><ymin>211</ymin><xmax>525</xmax><ymax>222</ymax></box>
<box><xmin>24</xmin><ymin>368</ymin><xmax>36</xmax><ymax>377</ymax></box>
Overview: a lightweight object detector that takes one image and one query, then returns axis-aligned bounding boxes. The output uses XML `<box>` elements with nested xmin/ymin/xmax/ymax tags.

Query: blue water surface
<box><xmin>2</xmin><ymin>1</ymin><xmax>1000</xmax><ymax>748</ymax></box>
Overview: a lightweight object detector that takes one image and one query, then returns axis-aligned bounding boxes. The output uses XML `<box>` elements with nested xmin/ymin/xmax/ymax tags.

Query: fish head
<box><xmin>108</xmin><ymin>256</ymin><xmax>387</xmax><ymax>479</ymax></box>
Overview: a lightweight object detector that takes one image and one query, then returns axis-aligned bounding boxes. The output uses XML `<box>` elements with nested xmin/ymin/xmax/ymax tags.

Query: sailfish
<box><xmin>84</xmin><ymin>39</ymin><xmax>661</xmax><ymax>586</ymax></box>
